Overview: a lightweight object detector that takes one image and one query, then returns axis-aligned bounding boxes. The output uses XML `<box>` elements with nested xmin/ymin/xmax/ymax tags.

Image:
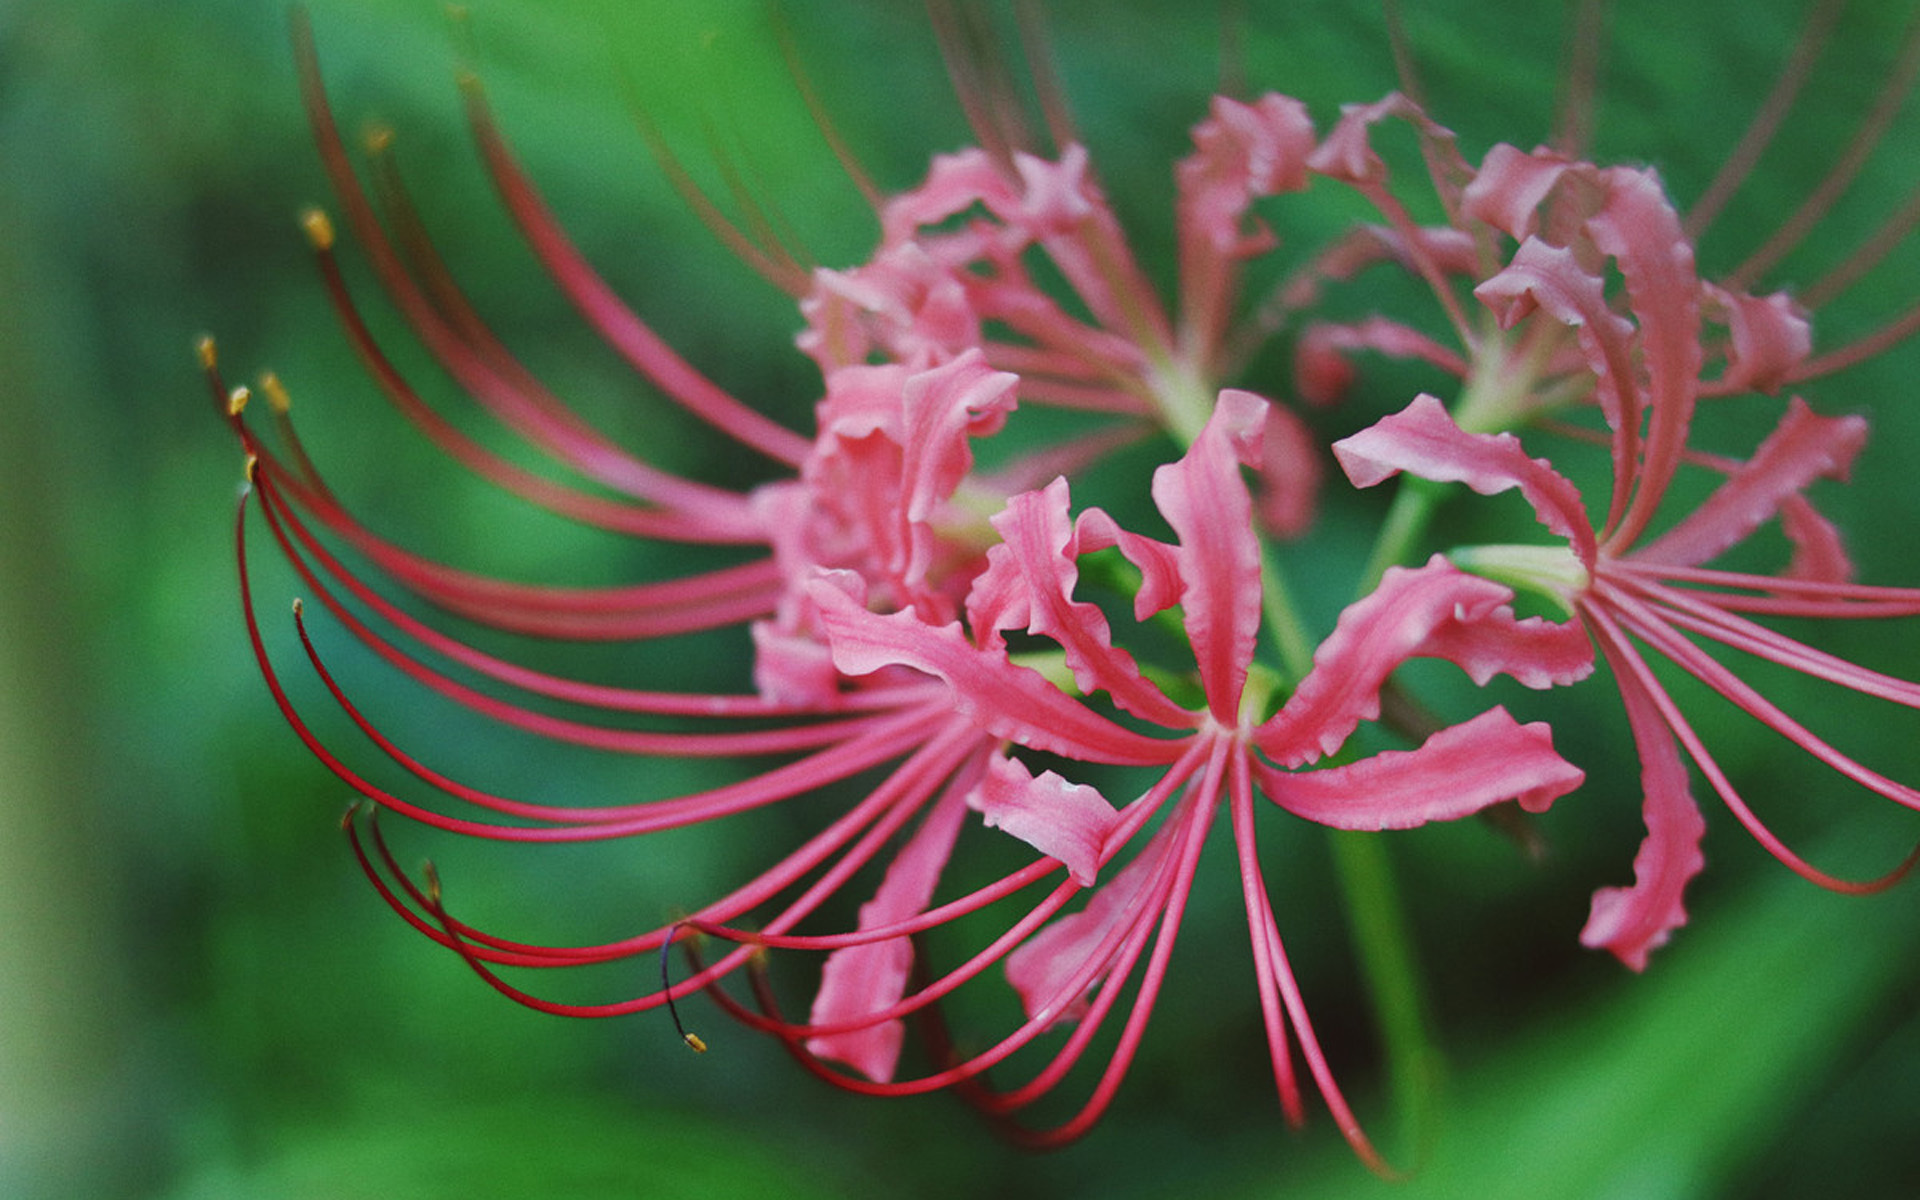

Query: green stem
<box><xmin>1333</xmin><ymin>477</ymin><xmax>1455</xmax><ymax>1168</ymax></box>
<box><xmin>1331</xmin><ymin>828</ymin><xmax>1441</xmax><ymax>1170</ymax></box>
<box><xmin>1358</xmin><ymin>475</ymin><xmax>1448</xmax><ymax>593</ymax></box>
<box><xmin>1259</xmin><ymin>541</ymin><xmax>1317</xmax><ymax>684</ymax></box>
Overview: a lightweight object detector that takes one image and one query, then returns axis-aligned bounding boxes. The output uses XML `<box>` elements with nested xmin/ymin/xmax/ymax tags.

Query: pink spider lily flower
<box><xmin>1331</xmin><ymin>159</ymin><xmax>1920</xmax><ymax>969</ymax></box>
<box><xmin>208</xmin><ymin>19</ymin><xmax>1165</xmax><ymax>1101</ymax></box>
<box><xmin>796</xmin><ymin>390</ymin><xmax>1588</xmax><ymax>1159</ymax></box>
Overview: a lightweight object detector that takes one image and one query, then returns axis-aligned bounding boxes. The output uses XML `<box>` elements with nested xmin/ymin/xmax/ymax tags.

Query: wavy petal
<box><xmin>1256</xmin><ymin>707</ymin><xmax>1585</xmax><ymax>828</ymax></box>
<box><xmin>968</xmin><ymin>478</ymin><xmax>1196</xmax><ymax>727</ymax></box>
<box><xmin>1704</xmin><ymin>285</ymin><xmax>1811</xmax><ymax>395</ymax></box>
<box><xmin>1579</xmin><ymin>611</ymin><xmax>1707</xmax><ymax>971</ymax></box>
<box><xmin>1415</xmin><ymin>602</ymin><xmax>1595</xmax><ymax>688</ymax></box>
<box><xmin>1177</xmin><ymin>92</ymin><xmax>1316</xmax><ymax>254</ymax></box>
<box><xmin>1151</xmin><ymin>388</ymin><xmax>1268</xmax><ymax>721</ymax></box>
<box><xmin>812</xmin><ymin>581</ymin><xmax>1178</xmax><ymax>766</ymax></box>
<box><xmin>967</xmin><ymin>753</ymin><xmax>1119</xmax><ymax>886</ymax></box>
<box><xmin>1461</xmin><ymin>143</ymin><xmax>1574</xmax><ymax>241</ymax></box>
<box><xmin>805</xmin><ymin>785</ymin><xmax>972</xmax><ymax>1081</ymax></box>
<box><xmin>1633</xmin><ymin>397</ymin><xmax>1866</xmax><ymax>569</ymax></box>
<box><xmin>1004</xmin><ymin>822</ymin><xmax>1173</xmax><ymax>1028</ymax></box>
<box><xmin>1254</xmin><ymin>557</ymin><xmax>1518</xmax><ymax>765</ymax></box>
<box><xmin>1333</xmin><ymin>394</ymin><xmax>1598</xmax><ymax>566</ymax></box>
<box><xmin>1586</xmin><ymin>167</ymin><xmax>1703</xmax><ymax>550</ymax></box>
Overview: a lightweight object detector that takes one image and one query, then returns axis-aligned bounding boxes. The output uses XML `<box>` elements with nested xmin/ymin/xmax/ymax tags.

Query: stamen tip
<box><xmin>682</xmin><ymin>1032</ymin><xmax>708</xmax><ymax>1054</ymax></box>
<box><xmin>226</xmin><ymin>385</ymin><xmax>251</xmax><ymax>417</ymax></box>
<box><xmin>195</xmin><ymin>335</ymin><xmax>218</xmax><ymax>370</ymax></box>
<box><xmin>259</xmin><ymin>371</ymin><xmax>292</xmax><ymax>414</ymax></box>
<box><xmin>291</xmin><ymin>597</ymin><xmax>305</xmax><ymax>619</ymax></box>
<box><xmin>423</xmin><ymin>859</ymin><xmax>443</xmax><ymax>906</ymax></box>
<box><xmin>243</xmin><ymin>454</ymin><xmax>259</xmax><ymax>486</ymax></box>
<box><xmin>363</xmin><ymin>124</ymin><xmax>395</xmax><ymax>156</ymax></box>
<box><xmin>300</xmin><ymin>207</ymin><xmax>336</xmax><ymax>250</ymax></box>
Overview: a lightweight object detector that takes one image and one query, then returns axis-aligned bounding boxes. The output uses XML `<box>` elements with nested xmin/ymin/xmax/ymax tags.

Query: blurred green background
<box><xmin>4</xmin><ymin>1</ymin><xmax>1918</xmax><ymax>1197</ymax></box>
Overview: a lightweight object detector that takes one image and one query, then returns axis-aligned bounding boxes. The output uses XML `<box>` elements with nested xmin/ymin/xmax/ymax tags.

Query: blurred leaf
<box><xmin>163</xmin><ymin>1095</ymin><xmax>847</xmax><ymax>1200</ymax></box>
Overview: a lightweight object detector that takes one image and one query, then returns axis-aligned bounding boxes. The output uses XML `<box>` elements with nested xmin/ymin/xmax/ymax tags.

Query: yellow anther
<box><xmin>300</xmin><ymin>207</ymin><xmax>336</xmax><ymax>250</ymax></box>
<box><xmin>195</xmin><ymin>335</ymin><xmax>218</xmax><ymax>370</ymax></box>
<box><xmin>363</xmin><ymin>124</ymin><xmax>395</xmax><ymax>156</ymax></box>
<box><xmin>226</xmin><ymin>385</ymin><xmax>250</xmax><ymax>417</ymax></box>
<box><xmin>259</xmin><ymin>372</ymin><xmax>292</xmax><ymax>414</ymax></box>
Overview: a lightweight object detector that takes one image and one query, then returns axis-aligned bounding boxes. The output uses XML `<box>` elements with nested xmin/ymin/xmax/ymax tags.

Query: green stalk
<box><xmin>1331</xmin><ymin>828</ymin><xmax>1441</xmax><ymax>1171</ymax></box>
<box><xmin>1358</xmin><ymin>475</ymin><xmax>1448</xmax><ymax>594</ymax></box>
<box><xmin>1259</xmin><ymin>541</ymin><xmax>1317</xmax><ymax>684</ymax></box>
<box><xmin>1330</xmin><ymin>472</ymin><xmax>1457</xmax><ymax>1169</ymax></box>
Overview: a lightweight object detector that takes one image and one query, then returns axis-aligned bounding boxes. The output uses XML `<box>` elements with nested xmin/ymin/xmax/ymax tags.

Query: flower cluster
<box><xmin>212</xmin><ymin>7</ymin><xmax>1920</xmax><ymax>1165</ymax></box>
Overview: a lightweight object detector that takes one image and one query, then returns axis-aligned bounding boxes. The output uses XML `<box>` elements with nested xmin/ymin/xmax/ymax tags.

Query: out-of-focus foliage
<box><xmin>2</xmin><ymin>1</ymin><xmax>1915</xmax><ymax>1197</ymax></box>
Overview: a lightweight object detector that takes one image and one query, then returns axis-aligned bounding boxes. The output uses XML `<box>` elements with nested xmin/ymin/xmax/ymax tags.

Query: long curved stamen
<box><xmin>1552</xmin><ymin>0</ymin><xmax>1608</xmax><ymax>159</ymax></box>
<box><xmin>294</xmin><ymin>15</ymin><xmax>765</xmax><ymax>516</ymax></box>
<box><xmin>299</xmin><ymin>212</ymin><xmax>751</xmax><ymax>540</ymax></box>
<box><xmin>1601</xmin><ymin>585</ymin><xmax>1920</xmax><ymax>814</ymax></box>
<box><xmin>1723</xmin><ymin>8</ymin><xmax>1920</xmax><ymax>292</ymax></box>
<box><xmin>344</xmin><ymin>725</ymin><xmax>976</xmax><ymax>971</ymax></box>
<box><xmin>259</xmin><ymin>465</ymin><xmax>782</xmax><ymax>640</ymax></box>
<box><xmin>1587</xmin><ymin>602</ymin><xmax>1920</xmax><ymax>892</ymax></box>
<box><xmin>659</xmin><ymin>928</ymin><xmax>709</xmax><ymax>1052</ymax></box>
<box><xmin>1683</xmin><ymin>0</ymin><xmax>1846</xmax><ymax>240</ymax></box>
<box><xmin>1799</xmin><ymin>186</ymin><xmax>1920</xmax><ymax>311</ymax></box>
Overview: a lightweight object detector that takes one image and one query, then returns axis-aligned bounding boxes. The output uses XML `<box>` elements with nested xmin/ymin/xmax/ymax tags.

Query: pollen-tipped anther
<box><xmin>226</xmin><ymin>386</ymin><xmax>250</xmax><ymax>417</ymax></box>
<box><xmin>659</xmin><ymin>927</ymin><xmax>709</xmax><ymax>1055</ymax></box>
<box><xmin>259</xmin><ymin>372</ymin><xmax>293</xmax><ymax>414</ymax></box>
<box><xmin>299</xmin><ymin>207</ymin><xmax>336</xmax><ymax>251</ymax></box>
<box><xmin>363</xmin><ymin>124</ymin><xmax>395</xmax><ymax>157</ymax></box>
<box><xmin>196</xmin><ymin>335</ymin><xmax>218</xmax><ymax>370</ymax></box>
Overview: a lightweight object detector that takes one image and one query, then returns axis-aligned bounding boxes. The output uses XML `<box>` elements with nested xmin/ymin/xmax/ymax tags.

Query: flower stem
<box><xmin>1335</xmin><ymin>473</ymin><xmax>1452</xmax><ymax>1169</ymax></box>
<box><xmin>1330</xmin><ymin>827</ymin><xmax>1439</xmax><ymax>1170</ymax></box>
<box><xmin>1260</xmin><ymin>541</ymin><xmax>1317</xmax><ymax>684</ymax></box>
<box><xmin>1358</xmin><ymin>474</ymin><xmax>1447</xmax><ymax>592</ymax></box>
